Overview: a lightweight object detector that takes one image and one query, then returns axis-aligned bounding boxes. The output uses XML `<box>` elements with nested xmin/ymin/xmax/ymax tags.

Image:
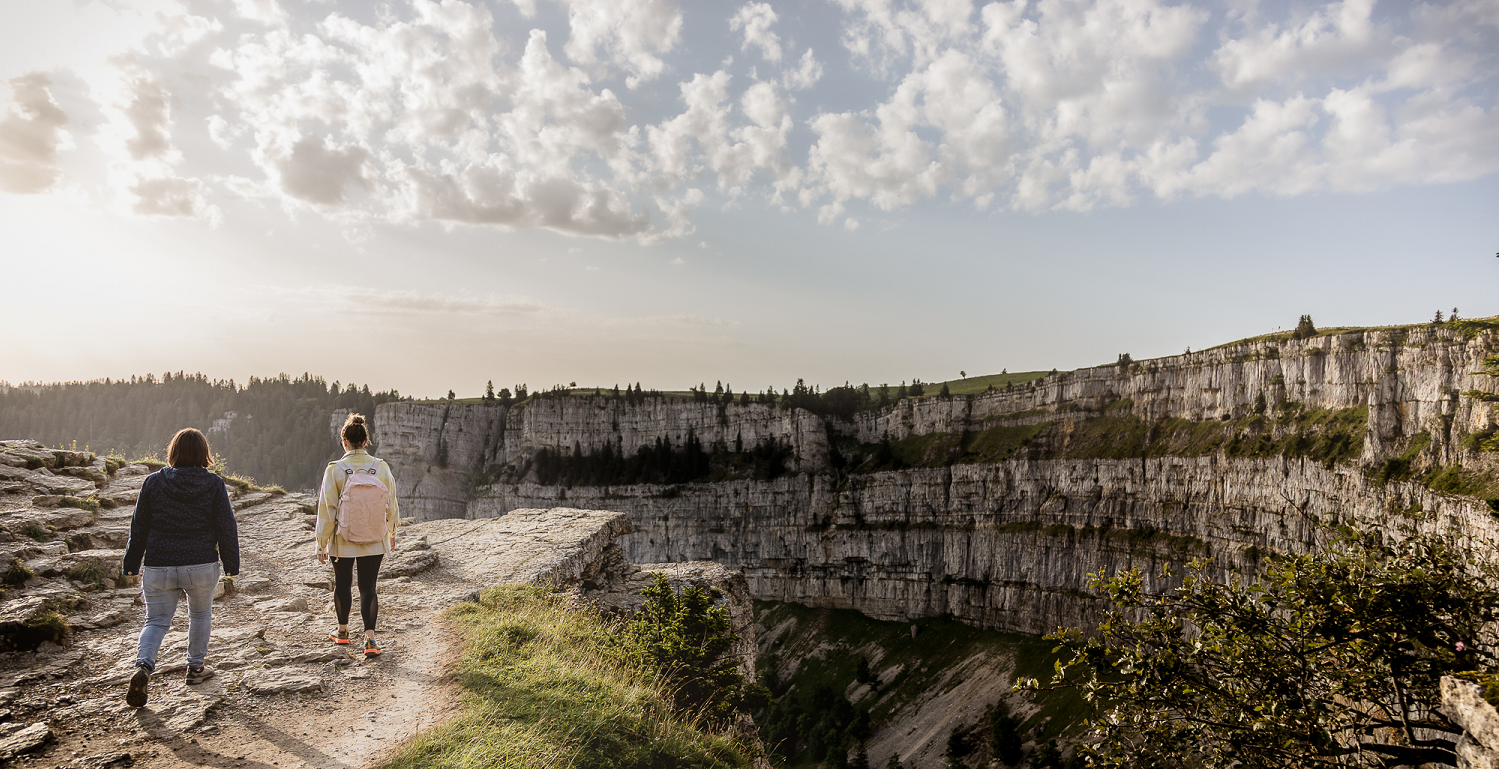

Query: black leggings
<box><xmin>331</xmin><ymin>554</ymin><xmax>383</xmax><ymax>631</ymax></box>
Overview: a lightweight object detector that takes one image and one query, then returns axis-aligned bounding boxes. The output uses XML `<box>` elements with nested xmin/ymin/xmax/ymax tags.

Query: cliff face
<box><xmin>375</xmin><ymin>402</ymin><xmax>506</xmax><ymax>520</ymax></box>
<box><xmin>373</xmin><ymin>326</ymin><xmax>1499</xmax><ymax>635</ymax></box>
<box><xmin>851</xmin><ymin>327</ymin><xmax>1491</xmax><ymax>464</ymax></box>
<box><xmin>469</xmin><ymin>457</ymin><xmax>1499</xmax><ymax>636</ymax></box>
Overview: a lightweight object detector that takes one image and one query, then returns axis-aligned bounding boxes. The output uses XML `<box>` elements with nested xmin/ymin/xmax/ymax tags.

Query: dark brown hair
<box><xmin>341</xmin><ymin>413</ymin><xmax>370</xmax><ymax>448</ymax></box>
<box><xmin>167</xmin><ymin>428</ymin><xmax>213</xmax><ymax>468</ymax></box>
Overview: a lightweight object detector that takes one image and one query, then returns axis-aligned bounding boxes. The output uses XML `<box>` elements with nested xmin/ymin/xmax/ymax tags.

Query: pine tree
<box><xmin>1292</xmin><ymin>314</ymin><xmax>1317</xmax><ymax>340</ymax></box>
<box><xmin>483</xmin><ymin>381</ymin><xmax>495</xmax><ymax>404</ymax></box>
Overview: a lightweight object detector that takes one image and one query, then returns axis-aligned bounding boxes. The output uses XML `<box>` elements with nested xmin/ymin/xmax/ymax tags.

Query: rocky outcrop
<box><xmin>1444</xmin><ymin>677</ymin><xmax>1499</xmax><ymax>769</ymax></box>
<box><xmin>0</xmin><ymin>438</ymin><xmax>755</xmax><ymax>766</ymax></box>
<box><xmin>375</xmin><ymin>402</ymin><xmax>507</xmax><ymax>521</ymax></box>
<box><xmin>850</xmin><ymin>327</ymin><xmax>1493</xmax><ymax>463</ymax></box>
<box><xmin>470</xmin><ymin>455</ymin><xmax>1499</xmax><ymax>636</ymax></box>
<box><xmin>374</xmin><ymin>326</ymin><xmax>1499</xmax><ymax>636</ymax></box>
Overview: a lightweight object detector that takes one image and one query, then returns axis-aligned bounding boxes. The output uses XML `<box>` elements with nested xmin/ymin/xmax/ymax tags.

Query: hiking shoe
<box><xmin>329</xmin><ymin>629</ymin><xmax>350</xmax><ymax>645</ymax></box>
<box><xmin>186</xmin><ymin>665</ymin><xmax>214</xmax><ymax>685</ymax></box>
<box><xmin>363</xmin><ymin>639</ymin><xmax>381</xmax><ymax>659</ymax></box>
<box><xmin>126</xmin><ymin>666</ymin><xmax>150</xmax><ymax>708</ymax></box>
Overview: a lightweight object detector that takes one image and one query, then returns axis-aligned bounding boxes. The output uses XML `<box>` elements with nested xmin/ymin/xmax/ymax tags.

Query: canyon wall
<box><xmin>373</xmin><ymin>326</ymin><xmax>1499</xmax><ymax>635</ymax></box>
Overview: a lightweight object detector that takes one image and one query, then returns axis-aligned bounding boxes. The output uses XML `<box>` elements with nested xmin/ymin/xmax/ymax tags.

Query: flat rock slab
<box><xmin>412</xmin><ymin>507</ymin><xmax>632</xmax><ymax>591</ymax></box>
<box><xmin>134</xmin><ymin>689</ymin><xmax>223</xmax><ymax>734</ymax></box>
<box><xmin>242</xmin><ymin>669</ymin><xmax>323</xmax><ymax>695</ymax></box>
<box><xmin>0</xmin><ymin>721</ymin><xmax>52</xmax><ymax>759</ymax></box>
<box><xmin>70</xmin><ymin>751</ymin><xmax>134</xmax><ymax>767</ymax></box>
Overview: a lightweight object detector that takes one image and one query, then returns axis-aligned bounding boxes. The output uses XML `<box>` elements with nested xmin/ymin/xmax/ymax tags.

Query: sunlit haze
<box><xmin>2</xmin><ymin>0</ymin><xmax>1496</xmax><ymax>398</ymax></box>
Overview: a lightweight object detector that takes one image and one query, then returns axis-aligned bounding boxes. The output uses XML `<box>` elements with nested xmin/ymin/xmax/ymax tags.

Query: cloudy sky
<box><xmin>1</xmin><ymin>0</ymin><xmax>1496</xmax><ymax>398</ymax></box>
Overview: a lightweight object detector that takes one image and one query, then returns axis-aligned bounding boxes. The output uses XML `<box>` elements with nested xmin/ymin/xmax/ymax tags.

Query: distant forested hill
<box><xmin>0</xmin><ymin>372</ymin><xmax>406</xmax><ymax>490</ymax></box>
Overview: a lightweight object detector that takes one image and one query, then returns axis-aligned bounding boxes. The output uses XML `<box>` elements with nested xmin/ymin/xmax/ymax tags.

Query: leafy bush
<box><xmin>620</xmin><ymin>574</ymin><xmax>764</xmax><ymax>726</ymax></box>
<box><xmin>1027</xmin><ymin>520</ymin><xmax>1499</xmax><ymax>768</ymax></box>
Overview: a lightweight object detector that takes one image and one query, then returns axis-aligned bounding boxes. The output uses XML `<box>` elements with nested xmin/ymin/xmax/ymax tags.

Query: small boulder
<box><xmin>0</xmin><ymin>721</ymin><xmax>51</xmax><ymax>760</ymax></box>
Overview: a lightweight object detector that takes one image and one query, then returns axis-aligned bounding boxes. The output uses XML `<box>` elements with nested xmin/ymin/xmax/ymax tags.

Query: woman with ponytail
<box><xmin>316</xmin><ymin>413</ymin><xmax>399</xmax><ymax>658</ymax></box>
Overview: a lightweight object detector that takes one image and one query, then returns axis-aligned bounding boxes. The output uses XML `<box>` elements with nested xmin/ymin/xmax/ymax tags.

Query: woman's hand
<box><xmin>318</xmin><ymin>552</ymin><xmax>328</xmax><ymax>564</ymax></box>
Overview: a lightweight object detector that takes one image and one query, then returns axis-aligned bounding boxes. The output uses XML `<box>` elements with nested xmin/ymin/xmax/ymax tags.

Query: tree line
<box><xmin>0</xmin><ymin>372</ymin><xmax>406</xmax><ymax>489</ymax></box>
<box><xmin>523</xmin><ymin>433</ymin><xmax>795</xmax><ymax>487</ymax></box>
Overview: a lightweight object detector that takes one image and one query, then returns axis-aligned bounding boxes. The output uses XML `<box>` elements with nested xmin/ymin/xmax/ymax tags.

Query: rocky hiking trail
<box><xmin>0</xmin><ymin>439</ymin><xmax>644</xmax><ymax>769</ymax></box>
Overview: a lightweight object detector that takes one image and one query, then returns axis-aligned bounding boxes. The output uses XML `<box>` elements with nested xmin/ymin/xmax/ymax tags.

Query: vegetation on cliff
<box><xmin>1028</xmin><ymin>520</ymin><xmax>1499</xmax><ymax>768</ymax></box>
<box><xmin>755</xmin><ymin>602</ymin><xmax>1084</xmax><ymax>768</ymax></box>
<box><xmin>380</xmin><ymin>584</ymin><xmax>756</xmax><ymax>769</ymax></box>
<box><xmin>835</xmin><ymin>402</ymin><xmax>1369</xmax><ymax>473</ymax></box>
<box><xmin>0</xmin><ymin>372</ymin><xmax>405</xmax><ymax>489</ymax></box>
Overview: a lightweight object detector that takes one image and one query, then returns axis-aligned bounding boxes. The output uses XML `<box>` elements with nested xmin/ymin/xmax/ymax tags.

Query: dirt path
<box><xmin>2</xmin><ymin>451</ymin><xmax>630</xmax><ymax>769</ymax></box>
<box><xmin>2</xmin><ymin>479</ymin><xmax>468</xmax><ymax>769</ymax></box>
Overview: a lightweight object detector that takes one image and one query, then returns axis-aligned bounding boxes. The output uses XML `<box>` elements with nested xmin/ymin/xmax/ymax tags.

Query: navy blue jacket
<box><xmin>122</xmin><ymin>467</ymin><xmax>240</xmax><ymax>575</ymax></box>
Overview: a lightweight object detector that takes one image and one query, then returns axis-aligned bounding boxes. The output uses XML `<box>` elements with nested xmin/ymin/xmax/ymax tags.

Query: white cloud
<box><xmin>559</xmin><ymin>0</ymin><xmax>683</xmax><ymax>88</ymax></box>
<box><xmin>282</xmin><ymin>284</ymin><xmax>557</xmax><ymax>316</ymax></box>
<box><xmin>783</xmin><ymin>49</ymin><xmax>824</xmax><ymax>90</ymax></box>
<box><xmin>102</xmin><ymin>62</ymin><xmax>218</xmax><ymax>220</ymax></box>
<box><xmin>1213</xmin><ymin>0</ymin><xmax>1389</xmax><ymax>91</ymax></box>
<box><xmin>9</xmin><ymin>0</ymin><xmax>1499</xmax><ymax>237</ymax></box>
<box><xmin>0</xmin><ymin>73</ymin><xmax>69</xmax><ymax>195</ymax></box>
<box><xmin>276</xmin><ymin>137</ymin><xmax>370</xmax><ymax>206</ymax></box>
<box><xmin>731</xmin><ymin>3</ymin><xmax>782</xmax><ymax>62</ymax></box>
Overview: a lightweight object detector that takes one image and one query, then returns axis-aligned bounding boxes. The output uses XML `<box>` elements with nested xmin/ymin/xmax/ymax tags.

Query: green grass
<box><xmin>18</xmin><ymin>522</ymin><xmax>52</xmax><ymax>542</ymax></box>
<box><xmin>221</xmin><ymin>474</ymin><xmax>287</xmax><ymax>497</ymax></box>
<box><xmin>376</xmin><ymin>585</ymin><xmax>754</xmax><ymax>769</ymax></box>
<box><xmin>927</xmin><ymin>371</ymin><xmax>1059</xmax><ymax>396</ymax></box>
<box><xmin>57</xmin><ymin>496</ymin><xmax>99</xmax><ymax>513</ymax></box>
<box><xmin>65</xmin><ymin>560</ymin><xmax>105</xmax><ymax>588</ymax></box>
<box><xmin>1203</xmin><ymin>314</ymin><xmax>1499</xmax><ymax>352</ymax></box>
<box><xmin>2</xmin><ymin>558</ymin><xmax>34</xmax><ymax>586</ymax></box>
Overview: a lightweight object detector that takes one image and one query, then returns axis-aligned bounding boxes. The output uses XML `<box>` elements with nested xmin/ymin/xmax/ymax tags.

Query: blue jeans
<box><xmin>135</xmin><ymin>562</ymin><xmax>220</xmax><ymax>671</ymax></box>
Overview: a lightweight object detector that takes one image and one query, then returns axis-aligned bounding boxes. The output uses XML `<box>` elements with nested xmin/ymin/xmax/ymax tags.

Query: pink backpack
<box><xmin>336</xmin><ymin>462</ymin><xmax>388</xmax><ymax>544</ymax></box>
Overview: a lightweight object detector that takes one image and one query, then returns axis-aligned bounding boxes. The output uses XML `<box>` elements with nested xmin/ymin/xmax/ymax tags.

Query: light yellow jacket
<box><xmin>316</xmin><ymin>449</ymin><xmax>399</xmax><ymax>558</ymax></box>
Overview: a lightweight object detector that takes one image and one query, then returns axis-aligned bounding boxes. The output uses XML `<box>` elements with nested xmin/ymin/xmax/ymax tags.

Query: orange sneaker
<box><xmin>363</xmin><ymin>639</ymin><xmax>381</xmax><ymax>658</ymax></box>
<box><xmin>329</xmin><ymin>629</ymin><xmax>350</xmax><ymax>645</ymax></box>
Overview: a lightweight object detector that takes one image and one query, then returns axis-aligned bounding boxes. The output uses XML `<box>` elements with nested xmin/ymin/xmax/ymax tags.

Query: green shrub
<box><xmin>65</xmin><ymin>532</ymin><xmax>93</xmax><ymax>551</ymax></box>
<box><xmin>620</xmin><ymin>574</ymin><xmax>764</xmax><ymax>726</ymax></box>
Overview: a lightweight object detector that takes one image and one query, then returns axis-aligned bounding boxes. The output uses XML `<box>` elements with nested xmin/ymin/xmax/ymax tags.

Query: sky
<box><xmin>0</xmin><ymin>0</ymin><xmax>1496</xmax><ymax>399</ymax></box>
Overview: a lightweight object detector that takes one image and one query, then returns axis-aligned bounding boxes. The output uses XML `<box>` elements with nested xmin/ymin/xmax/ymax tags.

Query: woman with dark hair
<box><xmin>121</xmin><ymin>427</ymin><xmax>240</xmax><ymax>708</ymax></box>
<box><xmin>316</xmin><ymin>413</ymin><xmax>399</xmax><ymax>659</ymax></box>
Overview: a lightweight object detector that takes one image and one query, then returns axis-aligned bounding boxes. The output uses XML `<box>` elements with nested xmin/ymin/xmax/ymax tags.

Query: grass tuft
<box><xmin>2</xmin><ymin>558</ymin><xmax>35</xmax><ymax>586</ymax></box>
<box><xmin>376</xmin><ymin>585</ymin><xmax>755</xmax><ymax>769</ymax></box>
<box><xmin>65</xmin><ymin>560</ymin><xmax>105</xmax><ymax>588</ymax></box>
<box><xmin>19</xmin><ymin>522</ymin><xmax>52</xmax><ymax>541</ymax></box>
<box><xmin>57</xmin><ymin>496</ymin><xmax>99</xmax><ymax>513</ymax></box>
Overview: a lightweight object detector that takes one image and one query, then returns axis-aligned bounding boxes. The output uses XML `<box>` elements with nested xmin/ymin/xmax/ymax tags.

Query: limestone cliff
<box><xmin>373</xmin><ymin>325</ymin><xmax>1499</xmax><ymax>637</ymax></box>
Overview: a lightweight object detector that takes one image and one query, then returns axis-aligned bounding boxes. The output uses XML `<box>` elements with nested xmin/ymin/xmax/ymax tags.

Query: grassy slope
<box><xmin>379</xmin><ymin>586</ymin><xmax>753</xmax><ymax>769</ymax></box>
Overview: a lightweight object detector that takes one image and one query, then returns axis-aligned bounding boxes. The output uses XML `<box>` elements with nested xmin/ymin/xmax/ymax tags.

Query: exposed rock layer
<box><xmin>374</xmin><ymin>328</ymin><xmax>1499</xmax><ymax>634</ymax></box>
